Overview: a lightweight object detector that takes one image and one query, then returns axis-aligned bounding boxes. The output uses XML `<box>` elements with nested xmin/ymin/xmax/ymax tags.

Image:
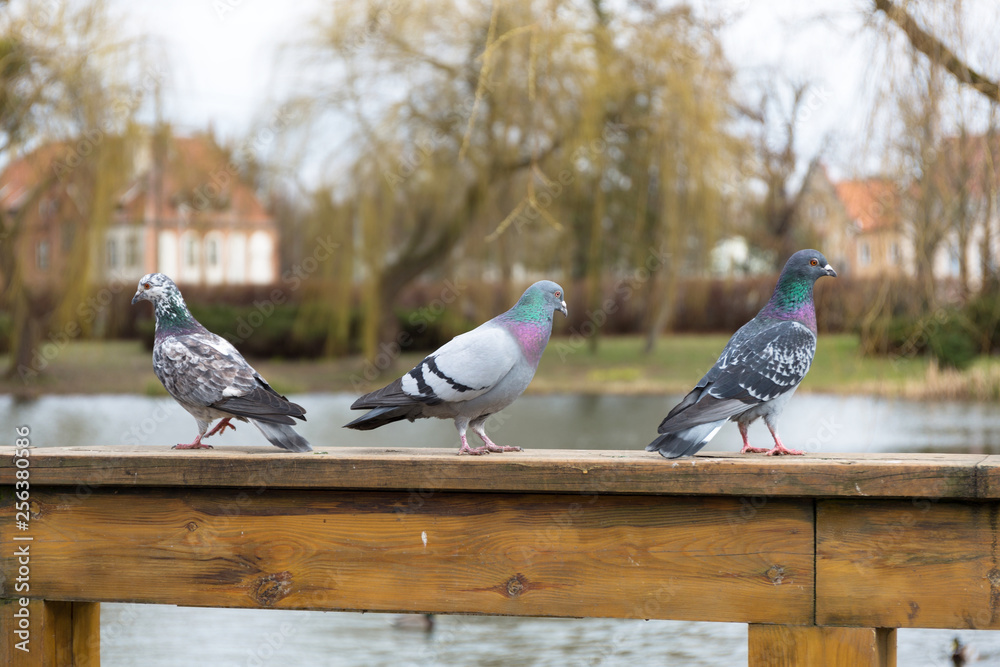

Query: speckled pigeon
<box><xmin>646</xmin><ymin>250</ymin><xmax>836</xmax><ymax>459</ymax></box>
<box><xmin>345</xmin><ymin>280</ymin><xmax>567</xmax><ymax>455</ymax></box>
<box><xmin>131</xmin><ymin>273</ymin><xmax>311</xmax><ymax>452</ymax></box>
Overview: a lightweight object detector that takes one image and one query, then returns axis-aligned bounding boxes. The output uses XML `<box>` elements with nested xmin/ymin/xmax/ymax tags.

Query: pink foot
<box><xmin>765</xmin><ymin>442</ymin><xmax>804</xmax><ymax>456</ymax></box>
<box><xmin>458</xmin><ymin>434</ymin><xmax>489</xmax><ymax>456</ymax></box>
<box><xmin>206</xmin><ymin>418</ymin><xmax>236</xmax><ymax>438</ymax></box>
<box><xmin>172</xmin><ymin>434</ymin><xmax>213</xmax><ymax>450</ymax></box>
<box><xmin>764</xmin><ymin>428</ymin><xmax>803</xmax><ymax>456</ymax></box>
<box><xmin>738</xmin><ymin>423</ymin><xmax>768</xmax><ymax>454</ymax></box>
<box><xmin>476</xmin><ymin>433</ymin><xmax>521</xmax><ymax>454</ymax></box>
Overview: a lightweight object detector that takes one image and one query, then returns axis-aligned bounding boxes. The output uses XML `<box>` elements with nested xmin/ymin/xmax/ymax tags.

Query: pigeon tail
<box><xmin>251</xmin><ymin>420</ymin><xmax>312</xmax><ymax>452</ymax></box>
<box><xmin>645</xmin><ymin>420</ymin><xmax>726</xmax><ymax>459</ymax></box>
<box><xmin>344</xmin><ymin>405</ymin><xmax>420</xmax><ymax>431</ymax></box>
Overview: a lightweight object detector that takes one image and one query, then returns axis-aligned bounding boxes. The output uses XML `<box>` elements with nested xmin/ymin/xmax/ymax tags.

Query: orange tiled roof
<box><xmin>834</xmin><ymin>179</ymin><xmax>900</xmax><ymax>232</ymax></box>
<box><xmin>0</xmin><ymin>132</ymin><xmax>273</xmax><ymax>225</ymax></box>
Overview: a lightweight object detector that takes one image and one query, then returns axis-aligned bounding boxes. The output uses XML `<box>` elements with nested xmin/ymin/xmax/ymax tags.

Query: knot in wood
<box><xmin>252</xmin><ymin>571</ymin><xmax>293</xmax><ymax>606</ymax></box>
<box><xmin>505</xmin><ymin>574</ymin><xmax>526</xmax><ymax>598</ymax></box>
<box><xmin>765</xmin><ymin>565</ymin><xmax>785</xmax><ymax>585</ymax></box>
<box><xmin>186</xmin><ymin>521</ymin><xmax>197</xmax><ymax>532</ymax></box>
<box><xmin>988</xmin><ymin>568</ymin><xmax>1000</xmax><ymax>587</ymax></box>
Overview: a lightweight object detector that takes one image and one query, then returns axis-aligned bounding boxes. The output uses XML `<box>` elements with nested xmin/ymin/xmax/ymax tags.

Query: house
<box><xmin>0</xmin><ymin>142</ymin><xmax>86</xmax><ymax>291</ymax></box>
<box><xmin>791</xmin><ymin>161</ymin><xmax>858</xmax><ymax>276</ymax></box>
<box><xmin>832</xmin><ymin>177</ymin><xmax>909</xmax><ymax>279</ymax></box>
<box><xmin>793</xmin><ymin>163</ymin><xmax>916</xmax><ymax>279</ymax></box>
<box><xmin>0</xmin><ymin>128</ymin><xmax>281</xmax><ymax>291</ymax></box>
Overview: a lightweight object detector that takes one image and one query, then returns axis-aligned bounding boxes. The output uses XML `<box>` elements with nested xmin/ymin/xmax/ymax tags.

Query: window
<box><xmin>36</xmin><ymin>240</ymin><xmax>50</xmax><ymax>270</ymax></box>
<box><xmin>859</xmin><ymin>242</ymin><xmax>871</xmax><ymax>266</ymax></box>
<box><xmin>107</xmin><ymin>239</ymin><xmax>119</xmax><ymax>269</ymax></box>
<box><xmin>205</xmin><ymin>237</ymin><xmax>219</xmax><ymax>267</ymax></box>
<box><xmin>888</xmin><ymin>242</ymin><xmax>900</xmax><ymax>265</ymax></box>
<box><xmin>184</xmin><ymin>235</ymin><xmax>199</xmax><ymax>268</ymax></box>
<box><xmin>62</xmin><ymin>225</ymin><xmax>75</xmax><ymax>252</ymax></box>
<box><xmin>126</xmin><ymin>236</ymin><xmax>138</xmax><ymax>267</ymax></box>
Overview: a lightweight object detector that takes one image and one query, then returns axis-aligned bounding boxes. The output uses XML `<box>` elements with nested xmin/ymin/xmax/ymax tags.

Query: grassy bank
<box><xmin>3</xmin><ymin>334</ymin><xmax>989</xmax><ymax>400</ymax></box>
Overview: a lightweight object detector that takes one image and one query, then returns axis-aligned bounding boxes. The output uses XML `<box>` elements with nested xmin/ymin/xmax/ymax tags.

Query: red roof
<box><xmin>0</xmin><ymin>132</ymin><xmax>273</xmax><ymax>226</ymax></box>
<box><xmin>834</xmin><ymin>179</ymin><xmax>901</xmax><ymax>232</ymax></box>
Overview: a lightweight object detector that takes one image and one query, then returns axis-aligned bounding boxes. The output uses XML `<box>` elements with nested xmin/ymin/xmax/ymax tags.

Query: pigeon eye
<box><xmin>809</xmin><ymin>259</ymin><xmax>818</xmax><ymax>267</ymax></box>
<box><xmin>554</xmin><ymin>290</ymin><xmax>561</xmax><ymax>298</ymax></box>
<box><xmin>143</xmin><ymin>282</ymin><xmax>152</xmax><ymax>289</ymax></box>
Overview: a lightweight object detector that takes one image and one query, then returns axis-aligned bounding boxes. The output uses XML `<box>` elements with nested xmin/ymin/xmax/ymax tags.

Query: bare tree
<box><xmin>873</xmin><ymin>0</ymin><xmax>999</xmax><ymax>103</ymax></box>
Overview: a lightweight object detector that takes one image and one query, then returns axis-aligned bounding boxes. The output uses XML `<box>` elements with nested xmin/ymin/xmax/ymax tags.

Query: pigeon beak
<box><xmin>824</xmin><ymin>264</ymin><xmax>837</xmax><ymax>278</ymax></box>
<box><xmin>131</xmin><ymin>290</ymin><xmax>143</xmax><ymax>305</ymax></box>
<box><xmin>559</xmin><ymin>300</ymin><xmax>568</xmax><ymax>317</ymax></box>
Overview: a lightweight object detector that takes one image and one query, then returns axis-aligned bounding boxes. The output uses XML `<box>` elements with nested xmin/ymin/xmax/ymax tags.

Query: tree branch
<box><xmin>873</xmin><ymin>0</ymin><xmax>1000</xmax><ymax>103</ymax></box>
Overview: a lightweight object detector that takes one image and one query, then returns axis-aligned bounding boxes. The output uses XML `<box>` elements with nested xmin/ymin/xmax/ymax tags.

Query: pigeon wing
<box><xmin>659</xmin><ymin>321</ymin><xmax>816</xmax><ymax>432</ymax></box>
<box><xmin>154</xmin><ymin>332</ymin><xmax>303</xmax><ymax>424</ymax></box>
<box><xmin>352</xmin><ymin>325</ymin><xmax>520</xmax><ymax>409</ymax></box>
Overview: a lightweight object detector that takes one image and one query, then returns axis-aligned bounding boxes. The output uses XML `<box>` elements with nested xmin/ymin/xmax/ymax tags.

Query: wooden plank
<box><xmin>0</xmin><ymin>447</ymin><xmax>988</xmax><ymax>499</ymax></box>
<box><xmin>0</xmin><ymin>488</ymin><xmax>814</xmax><ymax>624</ymax></box>
<box><xmin>973</xmin><ymin>455</ymin><xmax>1000</xmax><ymax>498</ymax></box>
<box><xmin>817</xmin><ymin>499</ymin><xmax>1000</xmax><ymax>628</ymax></box>
<box><xmin>1</xmin><ymin>599</ymin><xmax>99</xmax><ymax>667</ymax></box>
<box><xmin>748</xmin><ymin>625</ymin><xmax>895</xmax><ymax>667</ymax></box>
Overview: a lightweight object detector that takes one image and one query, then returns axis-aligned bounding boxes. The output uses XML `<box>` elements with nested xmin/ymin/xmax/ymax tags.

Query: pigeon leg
<box><xmin>458</xmin><ymin>432</ymin><xmax>490</xmax><ymax>456</ymax></box>
<box><xmin>738</xmin><ymin>422</ymin><xmax>769</xmax><ymax>454</ymax></box>
<box><xmin>764</xmin><ymin>424</ymin><xmax>803</xmax><ymax>456</ymax></box>
<box><xmin>172</xmin><ymin>433</ymin><xmax>213</xmax><ymax>450</ymax></box>
<box><xmin>470</xmin><ymin>419</ymin><xmax>522</xmax><ymax>454</ymax></box>
<box><xmin>205</xmin><ymin>418</ymin><xmax>236</xmax><ymax>438</ymax></box>
<box><xmin>456</xmin><ymin>420</ymin><xmax>487</xmax><ymax>455</ymax></box>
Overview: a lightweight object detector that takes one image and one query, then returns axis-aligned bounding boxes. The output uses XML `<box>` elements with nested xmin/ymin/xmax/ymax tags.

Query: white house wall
<box><xmin>204</xmin><ymin>231</ymin><xmax>225</xmax><ymax>285</ymax></box>
<box><xmin>157</xmin><ymin>230</ymin><xmax>178</xmax><ymax>279</ymax></box>
<box><xmin>227</xmin><ymin>232</ymin><xmax>247</xmax><ymax>284</ymax></box>
<box><xmin>248</xmin><ymin>231</ymin><xmax>275</xmax><ymax>284</ymax></box>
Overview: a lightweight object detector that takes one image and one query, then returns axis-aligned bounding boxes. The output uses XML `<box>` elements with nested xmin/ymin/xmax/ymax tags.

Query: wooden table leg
<box><xmin>2</xmin><ymin>599</ymin><xmax>99</xmax><ymax>667</ymax></box>
<box><xmin>749</xmin><ymin>624</ymin><xmax>895</xmax><ymax>667</ymax></box>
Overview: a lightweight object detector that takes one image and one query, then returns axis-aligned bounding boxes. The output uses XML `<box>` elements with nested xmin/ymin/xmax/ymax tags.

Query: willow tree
<box><xmin>287</xmin><ymin>0</ymin><xmax>738</xmax><ymax>359</ymax></box>
<box><xmin>865</xmin><ymin>0</ymin><xmax>998</xmax><ymax>306</ymax></box>
<box><xmin>0</xmin><ymin>0</ymin><xmax>148</xmax><ymax>380</ymax></box>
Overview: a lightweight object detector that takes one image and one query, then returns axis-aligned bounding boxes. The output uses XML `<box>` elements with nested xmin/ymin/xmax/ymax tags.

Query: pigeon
<box><xmin>345</xmin><ymin>280</ymin><xmax>568</xmax><ymax>455</ymax></box>
<box><xmin>131</xmin><ymin>273</ymin><xmax>311</xmax><ymax>452</ymax></box>
<box><xmin>646</xmin><ymin>249</ymin><xmax>836</xmax><ymax>459</ymax></box>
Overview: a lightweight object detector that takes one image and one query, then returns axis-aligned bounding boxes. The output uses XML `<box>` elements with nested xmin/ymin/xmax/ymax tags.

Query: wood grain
<box><xmin>748</xmin><ymin>625</ymin><xmax>895</xmax><ymax>667</ymax></box>
<box><xmin>0</xmin><ymin>447</ymin><xmax>989</xmax><ymax>499</ymax></box>
<box><xmin>817</xmin><ymin>499</ymin><xmax>1000</xmax><ymax>628</ymax></box>
<box><xmin>0</xmin><ymin>488</ymin><xmax>814</xmax><ymax>624</ymax></box>
<box><xmin>0</xmin><ymin>599</ymin><xmax>99</xmax><ymax>667</ymax></box>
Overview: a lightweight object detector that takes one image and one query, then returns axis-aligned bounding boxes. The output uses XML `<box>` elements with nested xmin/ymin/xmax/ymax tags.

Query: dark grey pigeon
<box><xmin>646</xmin><ymin>250</ymin><xmax>836</xmax><ymax>459</ymax></box>
<box><xmin>345</xmin><ymin>280</ymin><xmax>567</xmax><ymax>455</ymax></box>
<box><xmin>131</xmin><ymin>273</ymin><xmax>311</xmax><ymax>452</ymax></box>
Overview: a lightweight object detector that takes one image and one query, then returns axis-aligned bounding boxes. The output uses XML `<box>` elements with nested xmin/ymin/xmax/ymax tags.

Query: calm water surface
<box><xmin>5</xmin><ymin>392</ymin><xmax>1000</xmax><ymax>666</ymax></box>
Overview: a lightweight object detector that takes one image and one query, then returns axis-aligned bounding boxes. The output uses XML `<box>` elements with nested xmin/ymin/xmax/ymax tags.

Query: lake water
<box><xmin>5</xmin><ymin>392</ymin><xmax>1000</xmax><ymax>665</ymax></box>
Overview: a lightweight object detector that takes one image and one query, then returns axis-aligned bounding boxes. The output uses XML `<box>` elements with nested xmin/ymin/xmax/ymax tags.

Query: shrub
<box><xmin>926</xmin><ymin>313</ymin><xmax>978</xmax><ymax>370</ymax></box>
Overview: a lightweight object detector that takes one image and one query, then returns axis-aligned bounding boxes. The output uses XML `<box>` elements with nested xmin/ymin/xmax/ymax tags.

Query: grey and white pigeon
<box><xmin>131</xmin><ymin>273</ymin><xmax>311</xmax><ymax>452</ymax></box>
<box><xmin>646</xmin><ymin>249</ymin><xmax>836</xmax><ymax>459</ymax></box>
<box><xmin>345</xmin><ymin>280</ymin><xmax>568</xmax><ymax>455</ymax></box>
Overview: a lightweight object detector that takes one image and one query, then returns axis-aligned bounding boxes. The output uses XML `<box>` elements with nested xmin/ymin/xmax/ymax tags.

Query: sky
<box><xmin>107</xmin><ymin>0</ymin><xmax>993</xmax><ymax>186</ymax></box>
